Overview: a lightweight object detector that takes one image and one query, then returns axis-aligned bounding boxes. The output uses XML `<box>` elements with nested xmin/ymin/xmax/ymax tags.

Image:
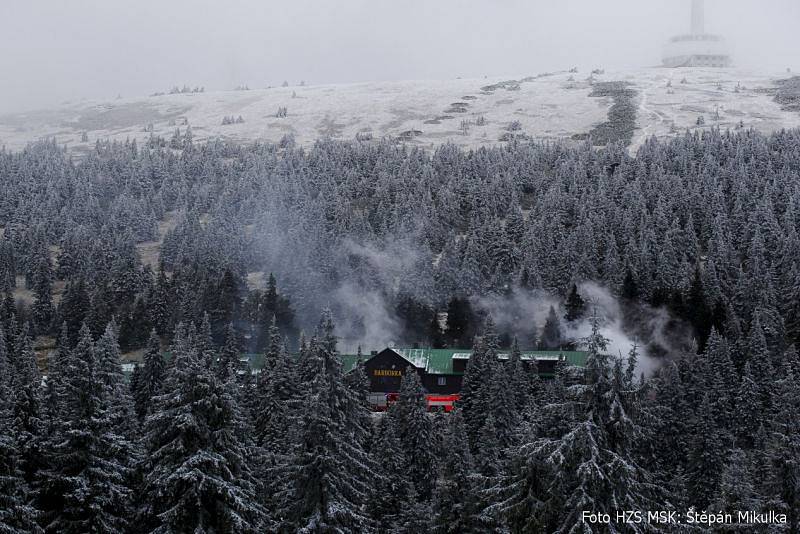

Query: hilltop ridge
<box><xmin>1</xmin><ymin>67</ymin><xmax>798</xmax><ymax>154</ymax></box>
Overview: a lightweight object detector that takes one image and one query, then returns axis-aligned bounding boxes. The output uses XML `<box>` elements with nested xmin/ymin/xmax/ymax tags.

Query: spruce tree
<box><xmin>733</xmin><ymin>362</ymin><xmax>761</xmax><ymax>448</ymax></box>
<box><xmin>31</xmin><ymin>253</ymin><xmax>54</xmax><ymax>335</ymax></box>
<box><xmin>273</xmin><ymin>336</ymin><xmax>376</xmax><ymax>532</ymax></box>
<box><xmin>686</xmin><ymin>264</ymin><xmax>712</xmax><ymax>349</ymax></box>
<box><xmin>11</xmin><ymin>323</ymin><xmax>44</xmax><ymax>485</ymax></box>
<box><xmin>94</xmin><ymin>320</ymin><xmax>138</xmax><ymax>437</ymax></box>
<box><xmin>431</xmin><ymin>411</ymin><xmax>493</xmax><ymax>534</ymax></box>
<box><xmin>392</xmin><ymin>368</ymin><xmax>436</xmax><ymax>500</ymax></box>
<box><xmin>36</xmin><ymin>323</ymin><xmax>133</xmax><ymax>533</ymax></box>
<box><xmin>710</xmin><ymin>449</ymin><xmax>764</xmax><ymax>516</ymax></box>
<box><xmin>253</xmin><ymin>334</ymin><xmax>294</xmax><ymax>455</ymax></box>
<box><xmin>563</xmin><ymin>283</ymin><xmax>586</xmax><ymax>322</ymax></box>
<box><xmin>475</xmin><ymin>413</ymin><xmax>502</xmax><ymax>477</ymax></box>
<box><xmin>686</xmin><ymin>393</ymin><xmax>729</xmax><ymax>509</ymax></box>
<box><xmin>507</xmin><ymin>337</ymin><xmax>533</xmax><ymax>410</ymax></box>
<box><xmin>56</xmin><ymin>278</ymin><xmax>90</xmax><ymax>349</ymax></box>
<box><xmin>445</xmin><ymin>296</ymin><xmax>475</xmax><ymax>347</ymax></box>
<box><xmin>538</xmin><ymin>306</ymin><xmax>563</xmax><ymax>350</ymax></box>
<box><xmin>459</xmin><ymin>336</ymin><xmax>492</xmax><ymax>449</ymax></box>
<box><xmin>0</xmin><ymin>326</ymin><xmax>41</xmax><ymax>533</ymax></box>
<box><xmin>762</xmin><ymin>361</ymin><xmax>800</xmax><ymax>529</ymax></box>
<box><xmin>485</xmin><ymin>357</ymin><xmax>517</xmax><ymax>452</ymax></box>
<box><xmin>140</xmin><ymin>324</ymin><xmax>266</xmax><ymax>532</ymax></box>
<box><xmin>216</xmin><ymin>321</ymin><xmax>243</xmax><ymax>381</ymax></box>
<box><xmin>621</xmin><ymin>265</ymin><xmax>639</xmax><ymax>303</ymax></box>
<box><xmin>368</xmin><ymin>415</ymin><xmax>416</xmax><ymax>532</ymax></box>
<box><xmin>133</xmin><ymin>329</ymin><xmax>165</xmax><ymax>422</ymax></box>
<box><xmin>497</xmin><ymin>315</ymin><xmax>665</xmax><ymax>532</ymax></box>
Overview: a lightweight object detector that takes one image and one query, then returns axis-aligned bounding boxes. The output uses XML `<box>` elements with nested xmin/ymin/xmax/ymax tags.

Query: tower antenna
<box><xmin>663</xmin><ymin>0</ymin><xmax>730</xmax><ymax>68</ymax></box>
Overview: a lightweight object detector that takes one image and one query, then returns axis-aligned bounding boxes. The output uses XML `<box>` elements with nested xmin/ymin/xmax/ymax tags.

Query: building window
<box><xmin>437</xmin><ymin>376</ymin><xmax>446</xmax><ymax>386</ymax></box>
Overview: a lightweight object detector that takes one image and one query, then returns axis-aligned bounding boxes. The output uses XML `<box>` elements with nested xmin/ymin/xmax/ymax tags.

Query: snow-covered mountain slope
<box><xmin>1</xmin><ymin>68</ymin><xmax>798</xmax><ymax>153</ymax></box>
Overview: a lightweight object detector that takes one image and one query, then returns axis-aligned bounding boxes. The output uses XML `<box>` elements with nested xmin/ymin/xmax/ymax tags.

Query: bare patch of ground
<box><xmin>136</xmin><ymin>211</ymin><xmax>179</xmax><ymax>269</ymax></box>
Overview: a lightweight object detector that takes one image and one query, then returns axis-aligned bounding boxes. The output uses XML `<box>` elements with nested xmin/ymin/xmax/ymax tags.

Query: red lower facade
<box><xmin>367</xmin><ymin>392</ymin><xmax>460</xmax><ymax>412</ymax></box>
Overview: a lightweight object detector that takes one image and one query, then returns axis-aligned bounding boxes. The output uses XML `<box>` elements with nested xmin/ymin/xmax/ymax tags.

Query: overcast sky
<box><xmin>1</xmin><ymin>0</ymin><xmax>798</xmax><ymax>113</ymax></box>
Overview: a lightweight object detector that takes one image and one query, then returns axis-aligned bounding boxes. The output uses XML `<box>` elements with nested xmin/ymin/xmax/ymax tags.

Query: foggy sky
<box><xmin>1</xmin><ymin>0</ymin><xmax>798</xmax><ymax>113</ymax></box>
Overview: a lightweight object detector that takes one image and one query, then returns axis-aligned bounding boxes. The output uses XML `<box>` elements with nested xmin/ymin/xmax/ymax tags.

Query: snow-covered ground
<box><xmin>0</xmin><ymin>67</ymin><xmax>798</xmax><ymax>153</ymax></box>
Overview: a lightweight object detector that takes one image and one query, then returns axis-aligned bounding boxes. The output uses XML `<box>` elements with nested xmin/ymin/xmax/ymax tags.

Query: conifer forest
<box><xmin>1</xmin><ymin>126</ymin><xmax>800</xmax><ymax>532</ymax></box>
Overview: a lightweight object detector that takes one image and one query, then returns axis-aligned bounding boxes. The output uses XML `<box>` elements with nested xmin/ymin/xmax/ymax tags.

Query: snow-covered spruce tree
<box><xmin>432</xmin><ymin>410</ymin><xmax>499</xmax><ymax>534</ymax></box>
<box><xmin>0</xmin><ymin>326</ymin><xmax>41</xmax><ymax>533</ymax></box>
<box><xmin>746</xmin><ymin>316</ymin><xmax>776</xmax><ymax>411</ymax></box>
<box><xmin>10</xmin><ymin>323</ymin><xmax>44</xmax><ymax>486</ymax></box>
<box><xmin>538</xmin><ymin>305</ymin><xmax>563</xmax><ymax>350</ymax></box>
<box><xmin>391</xmin><ymin>367</ymin><xmax>436</xmax><ymax>500</ymax></box>
<box><xmin>148</xmin><ymin>263</ymin><xmax>170</xmax><ymax>337</ymax></box>
<box><xmin>700</xmin><ymin>328</ymin><xmax>737</xmax><ymax>432</ymax></box>
<box><xmin>41</xmin><ymin>323</ymin><xmax>69</xmax><ymax>439</ymax></box>
<box><xmin>197</xmin><ymin>311</ymin><xmax>216</xmax><ymax>364</ymax></box>
<box><xmin>733</xmin><ymin>361</ymin><xmax>761</xmax><ymax>448</ymax></box>
<box><xmin>493</xmin><ymin>315</ymin><xmax>666</xmax><ymax>533</ymax></box>
<box><xmin>56</xmin><ymin>278</ymin><xmax>90</xmax><ymax>349</ymax></box>
<box><xmin>272</xmin><ymin>329</ymin><xmax>377</xmax><ymax>533</ymax></box>
<box><xmin>30</xmin><ymin>253</ymin><xmax>54</xmax><ymax>335</ymax></box>
<box><xmin>343</xmin><ymin>346</ymin><xmax>369</xmax><ymax>403</ymax></box>
<box><xmin>685</xmin><ymin>393</ymin><xmax>729</xmax><ymax>510</ymax></box>
<box><xmin>459</xmin><ymin>317</ymin><xmax>501</xmax><ymax>451</ymax></box>
<box><xmin>253</xmin><ymin>323</ymin><xmax>295</xmax><ymax>455</ymax></box>
<box><xmin>485</xmin><ymin>415</ymin><xmax>550</xmax><ymax>533</ymax></box>
<box><xmin>133</xmin><ymin>328</ymin><xmax>165</xmax><ymax>422</ymax></box>
<box><xmin>507</xmin><ymin>336</ymin><xmax>535</xmax><ymax>411</ymax></box>
<box><xmin>216</xmin><ymin>321</ymin><xmax>243</xmax><ymax>381</ymax></box>
<box><xmin>94</xmin><ymin>320</ymin><xmax>139</xmax><ymax>439</ymax></box>
<box><xmin>475</xmin><ymin>413</ymin><xmax>502</xmax><ymax>478</ymax></box>
<box><xmin>762</xmin><ymin>359</ymin><xmax>800</xmax><ymax>530</ymax></box>
<box><xmin>367</xmin><ymin>414</ymin><xmax>416</xmax><ymax>532</ymax></box>
<box><xmin>484</xmin><ymin>355</ymin><xmax>518</xmax><ymax>454</ymax></box>
<box><xmin>458</xmin><ymin>335</ymin><xmax>490</xmax><ymax>448</ymax></box>
<box><xmin>295</xmin><ymin>331</ymin><xmax>322</xmax><ymax>384</ymax></box>
<box><xmin>35</xmin><ymin>323</ymin><xmax>133</xmax><ymax>533</ymax></box>
<box><xmin>563</xmin><ymin>283</ymin><xmax>586</xmax><ymax>323</ymax></box>
<box><xmin>140</xmin><ymin>323</ymin><xmax>266</xmax><ymax>533</ymax></box>
<box><xmin>709</xmin><ymin>448</ymin><xmax>764</xmax><ymax>517</ymax></box>
<box><xmin>342</xmin><ymin>346</ymin><xmax>374</xmax><ymax>445</ymax></box>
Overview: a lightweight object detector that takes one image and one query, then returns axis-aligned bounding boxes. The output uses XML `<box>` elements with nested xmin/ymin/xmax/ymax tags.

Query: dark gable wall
<box><xmin>363</xmin><ymin>349</ymin><xmax>418</xmax><ymax>393</ymax></box>
<box><xmin>363</xmin><ymin>349</ymin><xmax>462</xmax><ymax>394</ymax></box>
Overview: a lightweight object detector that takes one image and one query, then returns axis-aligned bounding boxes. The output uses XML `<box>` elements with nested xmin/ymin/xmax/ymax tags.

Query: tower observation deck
<box><xmin>663</xmin><ymin>0</ymin><xmax>731</xmax><ymax>68</ymax></box>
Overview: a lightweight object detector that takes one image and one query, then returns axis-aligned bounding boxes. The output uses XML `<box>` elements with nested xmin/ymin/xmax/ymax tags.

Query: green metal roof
<box><xmin>244</xmin><ymin>352</ymin><xmax>361</xmax><ymax>373</ymax></box>
<box><xmin>340</xmin><ymin>353</ymin><xmax>361</xmax><ymax>374</ymax></box>
<box><xmin>190</xmin><ymin>348</ymin><xmax>586</xmax><ymax>376</ymax></box>
<box><xmin>392</xmin><ymin>348</ymin><xmax>588</xmax><ymax>376</ymax></box>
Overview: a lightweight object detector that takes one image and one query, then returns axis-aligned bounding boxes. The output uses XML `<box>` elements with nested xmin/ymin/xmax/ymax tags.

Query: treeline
<box><xmin>2</xmin><ymin>306</ymin><xmax>799</xmax><ymax>532</ymax></box>
<box><xmin>2</xmin><ymin>128</ymin><xmax>799</xmax><ymax>355</ymax></box>
<box><xmin>0</xmin><ymin>127</ymin><xmax>799</xmax><ymax>530</ymax></box>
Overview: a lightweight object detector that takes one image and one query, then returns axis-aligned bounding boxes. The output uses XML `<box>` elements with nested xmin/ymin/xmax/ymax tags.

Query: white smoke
<box><xmin>332</xmin><ymin>282</ymin><xmax>401</xmax><ymax>353</ymax></box>
<box><xmin>331</xmin><ymin>238</ymin><xmax>422</xmax><ymax>352</ymax></box>
<box><xmin>567</xmin><ymin>282</ymin><xmax>662</xmax><ymax>377</ymax></box>
<box><xmin>476</xmin><ymin>281</ymin><xmax>683</xmax><ymax>377</ymax></box>
<box><xmin>321</xmin><ymin>236</ymin><xmax>688</xmax><ymax>374</ymax></box>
